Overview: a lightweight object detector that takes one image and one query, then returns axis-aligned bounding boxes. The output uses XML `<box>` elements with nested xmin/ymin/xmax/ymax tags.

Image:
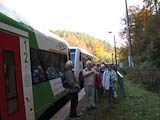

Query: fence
<box><xmin>127</xmin><ymin>68</ymin><xmax>160</xmax><ymax>91</ymax></box>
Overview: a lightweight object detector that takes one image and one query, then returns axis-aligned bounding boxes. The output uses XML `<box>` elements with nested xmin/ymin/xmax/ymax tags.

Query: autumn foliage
<box><xmin>50</xmin><ymin>30</ymin><xmax>114</xmax><ymax>63</ymax></box>
<box><xmin>120</xmin><ymin>1</ymin><xmax>160</xmax><ymax>68</ymax></box>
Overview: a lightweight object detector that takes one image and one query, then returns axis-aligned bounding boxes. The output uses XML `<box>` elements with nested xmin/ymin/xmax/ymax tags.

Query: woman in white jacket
<box><xmin>102</xmin><ymin>64</ymin><xmax>118</xmax><ymax>111</ymax></box>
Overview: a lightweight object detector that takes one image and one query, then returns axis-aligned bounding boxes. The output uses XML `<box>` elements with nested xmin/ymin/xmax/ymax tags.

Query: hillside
<box><xmin>50</xmin><ymin>30</ymin><xmax>115</xmax><ymax>63</ymax></box>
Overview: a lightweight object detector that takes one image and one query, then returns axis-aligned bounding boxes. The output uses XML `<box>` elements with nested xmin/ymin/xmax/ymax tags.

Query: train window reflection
<box><xmin>30</xmin><ymin>48</ymin><xmax>67</xmax><ymax>84</ymax></box>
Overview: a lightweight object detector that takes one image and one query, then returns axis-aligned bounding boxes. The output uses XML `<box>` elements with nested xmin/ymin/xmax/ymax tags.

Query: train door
<box><xmin>0</xmin><ymin>31</ymin><xmax>26</xmax><ymax>119</ymax></box>
<box><xmin>74</xmin><ymin>48</ymin><xmax>80</xmax><ymax>80</ymax></box>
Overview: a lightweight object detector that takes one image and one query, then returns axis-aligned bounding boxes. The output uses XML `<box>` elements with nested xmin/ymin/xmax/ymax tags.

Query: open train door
<box><xmin>0</xmin><ymin>31</ymin><xmax>26</xmax><ymax>120</ymax></box>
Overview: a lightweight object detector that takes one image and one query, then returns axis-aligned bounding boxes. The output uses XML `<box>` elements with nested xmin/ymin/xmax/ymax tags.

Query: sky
<box><xmin>1</xmin><ymin>0</ymin><xmax>143</xmax><ymax>47</ymax></box>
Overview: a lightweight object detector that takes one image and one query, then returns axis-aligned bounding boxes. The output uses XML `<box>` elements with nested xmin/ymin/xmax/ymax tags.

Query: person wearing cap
<box><xmin>102</xmin><ymin>64</ymin><xmax>118</xmax><ymax>112</ymax></box>
<box><xmin>83</xmin><ymin>60</ymin><xmax>96</xmax><ymax>110</ymax></box>
<box><xmin>65</xmin><ymin>60</ymin><xmax>80</xmax><ymax>119</ymax></box>
<box><xmin>100</xmin><ymin>64</ymin><xmax>106</xmax><ymax>78</ymax></box>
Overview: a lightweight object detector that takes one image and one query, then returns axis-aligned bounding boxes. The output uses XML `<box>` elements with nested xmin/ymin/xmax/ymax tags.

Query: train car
<box><xmin>69</xmin><ymin>46</ymin><xmax>96</xmax><ymax>80</ymax></box>
<box><xmin>0</xmin><ymin>4</ymin><xmax>69</xmax><ymax>120</ymax></box>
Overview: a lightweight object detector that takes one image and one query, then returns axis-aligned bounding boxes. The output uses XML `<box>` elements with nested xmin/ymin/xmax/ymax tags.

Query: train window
<box><xmin>70</xmin><ymin>49</ymin><xmax>76</xmax><ymax>65</ymax></box>
<box><xmin>3</xmin><ymin>50</ymin><xmax>19</xmax><ymax>115</ymax></box>
<box><xmin>30</xmin><ymin>48</ymin><xmax>67</xmax><ymax>83</ymax></box>
<box><xmin>30</xmin><ymin>48</ymin><xmax>45</xmax><ymax>83</ymax></box>
<box><xmin>47</xmin><ymin>51</ymin><xmax>60</xmax><ymax>79</ymax></box>
<box><xmin>82</xmin><ymin>56</ymin><xmax>88</xmax><ymax>69</ymax></box>
<box><xmin>60</xmin><ymin>54</ymin><xmax>67</xmax><ymax>72</ymax></box>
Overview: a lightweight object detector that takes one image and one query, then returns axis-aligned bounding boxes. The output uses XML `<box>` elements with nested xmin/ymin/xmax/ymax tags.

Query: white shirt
<box><xmin>102</xmin><ymin>70</ymin><xmax>118</xmax><ymax>90</ymax></box>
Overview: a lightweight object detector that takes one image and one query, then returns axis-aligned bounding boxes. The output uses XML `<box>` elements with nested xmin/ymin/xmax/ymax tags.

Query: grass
<box><xmin>86</xmin><ymin>78</ymin><xmax>160</xmax><ymax>120</ymax></box>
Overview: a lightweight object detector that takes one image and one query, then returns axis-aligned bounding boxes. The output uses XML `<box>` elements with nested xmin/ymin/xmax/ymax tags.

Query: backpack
<box><xmin>78</xmin><ymin>71</ymin><xmax>84</xmax><ymax>89</ymax></box>
<box><xmin>61</xmin><ymin>71</ymin><xmax>71</xmax><ymax>88</ymax></box>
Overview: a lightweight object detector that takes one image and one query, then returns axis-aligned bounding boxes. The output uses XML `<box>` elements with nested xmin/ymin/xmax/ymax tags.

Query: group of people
<box><xmin>64</xmin><ymin>60</ymin><xmax>124</xmax><ymax>119</ymax></box>
<box><xmin>82</xmin><ymin>61</ymin><xmax>118</xmax><ymax>111</ymax></box>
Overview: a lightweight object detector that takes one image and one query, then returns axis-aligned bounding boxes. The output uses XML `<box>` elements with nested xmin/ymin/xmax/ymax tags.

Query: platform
<box><xmin>50</xmin><ymin>89</ymin><xmax>85</xmax><ymax>120</ymax></box>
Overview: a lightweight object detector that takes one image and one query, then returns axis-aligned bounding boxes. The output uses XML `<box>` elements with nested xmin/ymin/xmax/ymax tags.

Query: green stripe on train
<box><xmin>33</xmin><ymin>82</ymin><xmax>54</xmax><ymax>120</ymax></box>
<box><xmin>0</xmin><ymin>13</ymin><xmax>39</xmax><ymax>49</ymax></box>
<box><xmin>33</xmin><ymin>82</ymin><xmax>68</xmax><ymax>119</ymax></box>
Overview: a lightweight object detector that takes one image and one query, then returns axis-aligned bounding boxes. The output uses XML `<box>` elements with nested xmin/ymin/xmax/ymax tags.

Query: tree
<box><xmin>144</xmin><ymin>14</ymin><xmax>160</xmax><ymax>67</ymax></box>
<box><xmin>143</xmin><ymin>0</ymin><xmax>160</xmax><ymax>14</ymax></box>
<box><xmin>120</xmin><ymin>5</ymin><xmax>152</xmax><ymax>67</ymax></box>
<box><xmin>50</xmin><ymin>30</ymin><xmax>114</xmax><ymax>63</ymax></box>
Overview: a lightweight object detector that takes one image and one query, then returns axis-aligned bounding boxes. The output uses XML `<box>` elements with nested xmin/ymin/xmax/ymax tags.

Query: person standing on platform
<box><xmin>65</xmin><ymin>60</ymin><xmax>80</xmax><ymax>119</ymax></box>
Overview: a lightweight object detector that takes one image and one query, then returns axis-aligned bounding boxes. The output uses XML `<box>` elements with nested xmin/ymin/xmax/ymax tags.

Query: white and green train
<box><xmin>0</xmin><ymin>4</ymin><xmax>69</xmax><ymax>120</ymax></box>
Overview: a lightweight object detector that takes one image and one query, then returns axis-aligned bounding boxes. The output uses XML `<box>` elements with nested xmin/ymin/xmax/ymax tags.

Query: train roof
<box><xmin>69</xmin><ymin>46</ymin><xmax>96</xmax><ymax>59</ymax></box>
<box><xmin>34</xmin><ymin>28</ymin><xmax>69</xmax><ymax>46</ymax></box>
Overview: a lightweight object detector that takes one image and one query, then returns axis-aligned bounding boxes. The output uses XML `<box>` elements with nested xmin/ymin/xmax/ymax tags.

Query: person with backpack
<box><xmin>102</xmin><ymin>64</ymin><xmax>118</xmax><ymax>112</ymax></box>
<box><xmin>65</xmin><ymin>60</ymin><xmax>80</xmax><ymax>119</ymax></box>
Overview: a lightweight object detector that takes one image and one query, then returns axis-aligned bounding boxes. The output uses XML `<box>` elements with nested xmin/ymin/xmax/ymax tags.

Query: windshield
<box><xmin>69</xmin><ymin>49</ymin><xmax>76</xmax><ymax>66</ymax></box>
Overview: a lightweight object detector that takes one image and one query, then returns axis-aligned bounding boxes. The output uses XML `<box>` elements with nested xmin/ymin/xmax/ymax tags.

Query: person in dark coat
<box><xmin>65</xmin><ymin>60</ymin><xmax>80</xmax><ymax>119</ymax></box>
